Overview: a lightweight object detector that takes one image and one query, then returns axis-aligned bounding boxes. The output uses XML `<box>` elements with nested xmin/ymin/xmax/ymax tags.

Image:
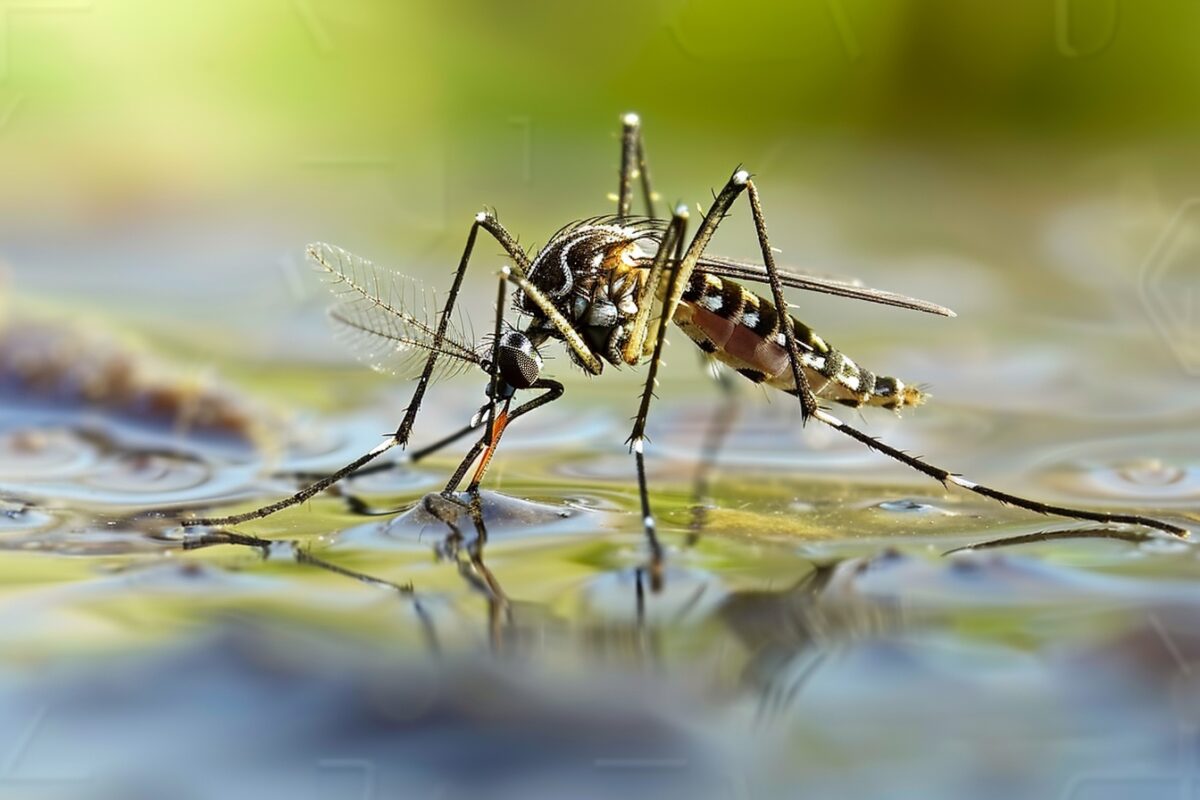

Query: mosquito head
<box><xmin>494</xmin><ymin>330</ymin><xmax>542</xmax><ymax>391</ymax></box>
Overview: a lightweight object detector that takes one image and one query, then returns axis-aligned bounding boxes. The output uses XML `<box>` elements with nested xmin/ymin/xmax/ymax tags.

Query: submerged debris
<box><xmin>0</xmin><ymin>318</ymin><xmax>272</xmax><ymax>451</ymax></box>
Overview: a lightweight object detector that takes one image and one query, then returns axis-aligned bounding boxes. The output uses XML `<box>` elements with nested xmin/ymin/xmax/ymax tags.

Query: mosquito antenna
<box><xmin>811</xmin><ymin>408</ymin><xmax>1188</xmax><ymax>537</ymax></box>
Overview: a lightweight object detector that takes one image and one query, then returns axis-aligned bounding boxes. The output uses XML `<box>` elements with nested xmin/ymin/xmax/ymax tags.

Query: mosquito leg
<box><xmin>617</xmin><ymin>112</ymin><xmax>658</xmax><ymax>218</ymax></box>
<box><xmin>620</xmin><ymin>201</ymin><xmax>687</xmax><ymax>365</ymax></box>
<box><xmin>627</xmin><ymin>207</ymin><xmax>690</xmax><ymax>592</ymax></box>
<box><xmin>620</xmin><ymin>168</ymin><xmax>763</xmax><ymax>367</ymax></box>
<box><xmin>660</xmin><ymin>169</ymin><xmax>820</xmax><ymax>425</ymax></box>
<box><xmin>407</xmin><ymin>422</ymin><xmax>483</xmax><ymax>464</ymax></box>
<box><xmin>709</xmin><ymin>176</ymin><xmax>1183</xmax><ymax>537</ymax></box>
<box><xmin>436</xmin><ymin>264</ymin><xmax>559</xmax><ymax>498</ymax></box>
<box><xmin>477</xmin><ymin>267</ymin><xmax>514</xmax><ymax>485</ymax></box>
<box><xmin>811</xmin><ymin>407</ymin><xmax>1188</xmax><ymax>537</ymax></box>
<box><xmin>657</xmin><ymin>170</ymin><xmax>753</xmax><ymax>340</ymax></box>
<box><xmin>436</xmin><ymin>378</ymin><xmax>566</xmax><ymax>498</ymax></box>
<box><xmin>441</xmin><ymin>416</ymin><xmax>499</xmax><ymax>496</ymax></box>
<box><xmin>686</xmin><ymin>361</ymin><xmax>740</xmax><ymax>546</ymax></box>
<box><xmin>288</xmin><ymin>421</ymin><xmax>484</xmax><ymax>484</ymax></box>
<box><xmin>742</xmin><ymin>176</ymin><xmax>819</xmax><ymax>423</ymax></box>
<box><xmin>185</xmin><ymin>212</ymin><xmax>530</xmax><ymax>528</ymax></box>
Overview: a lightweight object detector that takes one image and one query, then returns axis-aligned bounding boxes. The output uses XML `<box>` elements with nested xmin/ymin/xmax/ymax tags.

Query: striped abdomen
<box><xmin>673</xmin><ymin>273</ymin><xmax>924</xmax><ymax>410</ymax></box>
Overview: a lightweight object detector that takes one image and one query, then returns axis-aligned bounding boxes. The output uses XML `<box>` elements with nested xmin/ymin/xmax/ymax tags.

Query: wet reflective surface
<box><xmin>2</xmin><ymin>186</ymin><xmax>1199</xmax><ymax>800</ymax></box>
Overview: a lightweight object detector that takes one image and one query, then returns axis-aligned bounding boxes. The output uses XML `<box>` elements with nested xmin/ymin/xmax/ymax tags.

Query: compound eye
<box><xmin>496</xmin><ymin>331</ymin><xmax>542</xmax><ymax>390</ymax></box>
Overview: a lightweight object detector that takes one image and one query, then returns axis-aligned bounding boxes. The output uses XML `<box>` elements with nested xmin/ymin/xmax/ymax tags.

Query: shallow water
<box><xmin>2</xmin><ymin>176</ymin><xmax>1200</xmax><ymax>799</ymax></box>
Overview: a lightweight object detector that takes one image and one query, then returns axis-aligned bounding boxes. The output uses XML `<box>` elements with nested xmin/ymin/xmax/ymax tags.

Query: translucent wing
<box><xmin>692</xmin><ymin>255</ymin><xmax>956</xmax><ymax>317</ymax></box>
<box><xmin>307</xmin><ymin>242</ymin><xmax>482</xmax><ymax>382</ymax></box>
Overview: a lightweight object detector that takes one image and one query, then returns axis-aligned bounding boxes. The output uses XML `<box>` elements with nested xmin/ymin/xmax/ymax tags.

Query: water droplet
<box><xmin>1043</xmin><ymin>457</ymin><xmax>1200</xmax><ymax>503</ymax></box>
<box><xmin>876</xmin><ymin>499</ymin><xmax>952</xmax><ymax>514</ymax></box>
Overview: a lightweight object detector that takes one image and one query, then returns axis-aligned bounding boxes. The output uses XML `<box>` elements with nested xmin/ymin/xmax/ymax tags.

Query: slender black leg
<box><xmin>442</xmin><ymin>438</ymin><xmax>490</xmax><ymax>497</ymax></box>
<box><xmin>809</xmin><ymin>407</ymin><xmax>1187</xmax><ymax>536</ymax></box>
<box><xmin>733</xmin><ymin>173</ymin><xmax>1185</xmax><ymax>537</ymax></box>
<box><xmin>435</xmin><ymin>267</ymin><xmax>566</xmax><ymax>500</ymax></box>
<box><xmin>666</xmin><ymin>168</ymin><xmax>1186</xmax><ymax>537</ymax></box>
<box><xmin>408</xmin><ymin>422</ymin><xmax>484</xmax><ymax>464</ymax></box>
<box><xmin>627</xmin><ymin>207</ymin><xmax>690</xmax><ymax>592</ymax></box>
<box><xmin>186</xmin><ymin>212</ymin><xmax>530</xmax><ymax>528</ymax></box>
<box><xmin>504</xmin><ymin>266</ymin><xmax>604</xmax><ymax>375</ymax></box>
<box><xmin>627</xmin><ymin>210</ymin><xmax>688</xmax><ymax>444</ymax></box>
<box><xmin>617</xmin><ymin>112</ymin><xmax>658</xmax><ymax>219</ymax></box>
<box><xmin>288</xmin><ymin>421</ymin><xmax>484</xmax><ymax>483</ymax></box>
<box><xmin>650</xmin><ymin>168</ymin><xmax>819</xmax><ymax>427</ymax></box>
<box><xmin>441</xmin><ymin>378</ymin><xmax>565</xmax><ymax>495</ymax></box>
<box><xmin>744</xmin><ymin>177</ymin><xmax>818</xmax><ymax>423</ymax></box>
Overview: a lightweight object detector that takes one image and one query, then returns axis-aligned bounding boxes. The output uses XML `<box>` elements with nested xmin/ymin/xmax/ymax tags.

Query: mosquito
<box><xmin>188</xmin><ymin>113</ymin><xmax>1187</xmax><ymax>589</ymax></box>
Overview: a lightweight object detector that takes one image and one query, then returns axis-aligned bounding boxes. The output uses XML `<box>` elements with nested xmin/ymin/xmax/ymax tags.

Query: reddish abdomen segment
<box><xmin>673</xmin><ymin>273</ymin><xmax>924</xmax><ymax>410</ymax></box>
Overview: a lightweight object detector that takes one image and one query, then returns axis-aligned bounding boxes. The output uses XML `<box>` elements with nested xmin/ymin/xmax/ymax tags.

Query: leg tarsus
<box><xmin>812</xmin><ymin>407</ymin><xmax>1188</xmax><ymax>537</ymax></box>
<box><xmin>626</xmin><ymin>208</ymin><xmax>690</xmax><ymax>593</ymax></box>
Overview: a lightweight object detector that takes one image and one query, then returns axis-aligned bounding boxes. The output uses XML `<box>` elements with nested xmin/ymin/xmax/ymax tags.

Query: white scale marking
<box><xmin>813</xmin><ymin>410</ymin><xmax>843</xmax><ymax>428</ymax></box>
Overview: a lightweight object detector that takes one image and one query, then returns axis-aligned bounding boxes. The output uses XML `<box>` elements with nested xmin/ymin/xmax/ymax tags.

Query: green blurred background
<box><xmin>2</xmin><ymin>10</ymin><xmax>1200</xmax><ymax>797</ymax></box>
<box><xmin>0</xmin><ymin>0</ymin><xmax>1198</xmax><ymax>391</ymax></box>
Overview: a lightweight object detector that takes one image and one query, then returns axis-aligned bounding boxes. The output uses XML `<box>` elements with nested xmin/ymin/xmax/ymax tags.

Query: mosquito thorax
<box><xmin>521</xmin><ymin>218</ymin><xmax>660</xmax><ymax>368</ymax></box>
<box><xmin>493</xmin><ymin>330</ymin><xmax>542</xmax><ymax>391</ymax></box>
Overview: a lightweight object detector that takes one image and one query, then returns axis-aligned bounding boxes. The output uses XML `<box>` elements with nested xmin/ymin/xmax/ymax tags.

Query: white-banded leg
<box><xmin>437</xmin><ymin>378</ymin><xmax>565</xmax><ymax>498</ymax></box>
<box><xmin>731</xmin><ymin>172</ymin><xmax>1185</xmax><ymax>537</ymax></box>
<box><xmin>675</xmin><ymin>168</ymin><xmax>1186</xmax><ymax>538</ymax></box>
<box><xmin>438</xmin><ymin>270</ymin><xmax>565</xmax><ymax>497</ymax></box>
<box><xmin>421</xmin><ymin>271</ymin><xmax>563</xmax><ymax>568</ymax></box>
<box><xmin>185</xmin><ymin>211</ymin><xmax>530</xmax><ymax>528</ymax></box>
<box><xmin>301</xmin><ymin>421</ymin><xmax>486</xmax><ymax>485</ymax></box>
<box><xmin>626</xmin><ymin>207</ymin><xmax>689</xmax><ymax>599</ymax></box>
<box><xmin>809</xmin><ymin>407</ymin><xmax>1187</xmax><ymax>536</ymax></box>
<box><xmin>617</xmin><ymin>112</ymin><xmax>658</xmax><ymax>219</ymax></box>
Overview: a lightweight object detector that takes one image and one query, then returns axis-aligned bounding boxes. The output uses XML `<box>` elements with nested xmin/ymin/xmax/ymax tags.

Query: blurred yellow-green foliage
<box><xmin>2</xmin><ymin>0</ymin><xmax>1199</xmax><ymax>350</ymax></box>
<box><xmin>7</xmin><ymin>0</ymin><xmax>1200</xmax><ymax>207</ymax></box>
